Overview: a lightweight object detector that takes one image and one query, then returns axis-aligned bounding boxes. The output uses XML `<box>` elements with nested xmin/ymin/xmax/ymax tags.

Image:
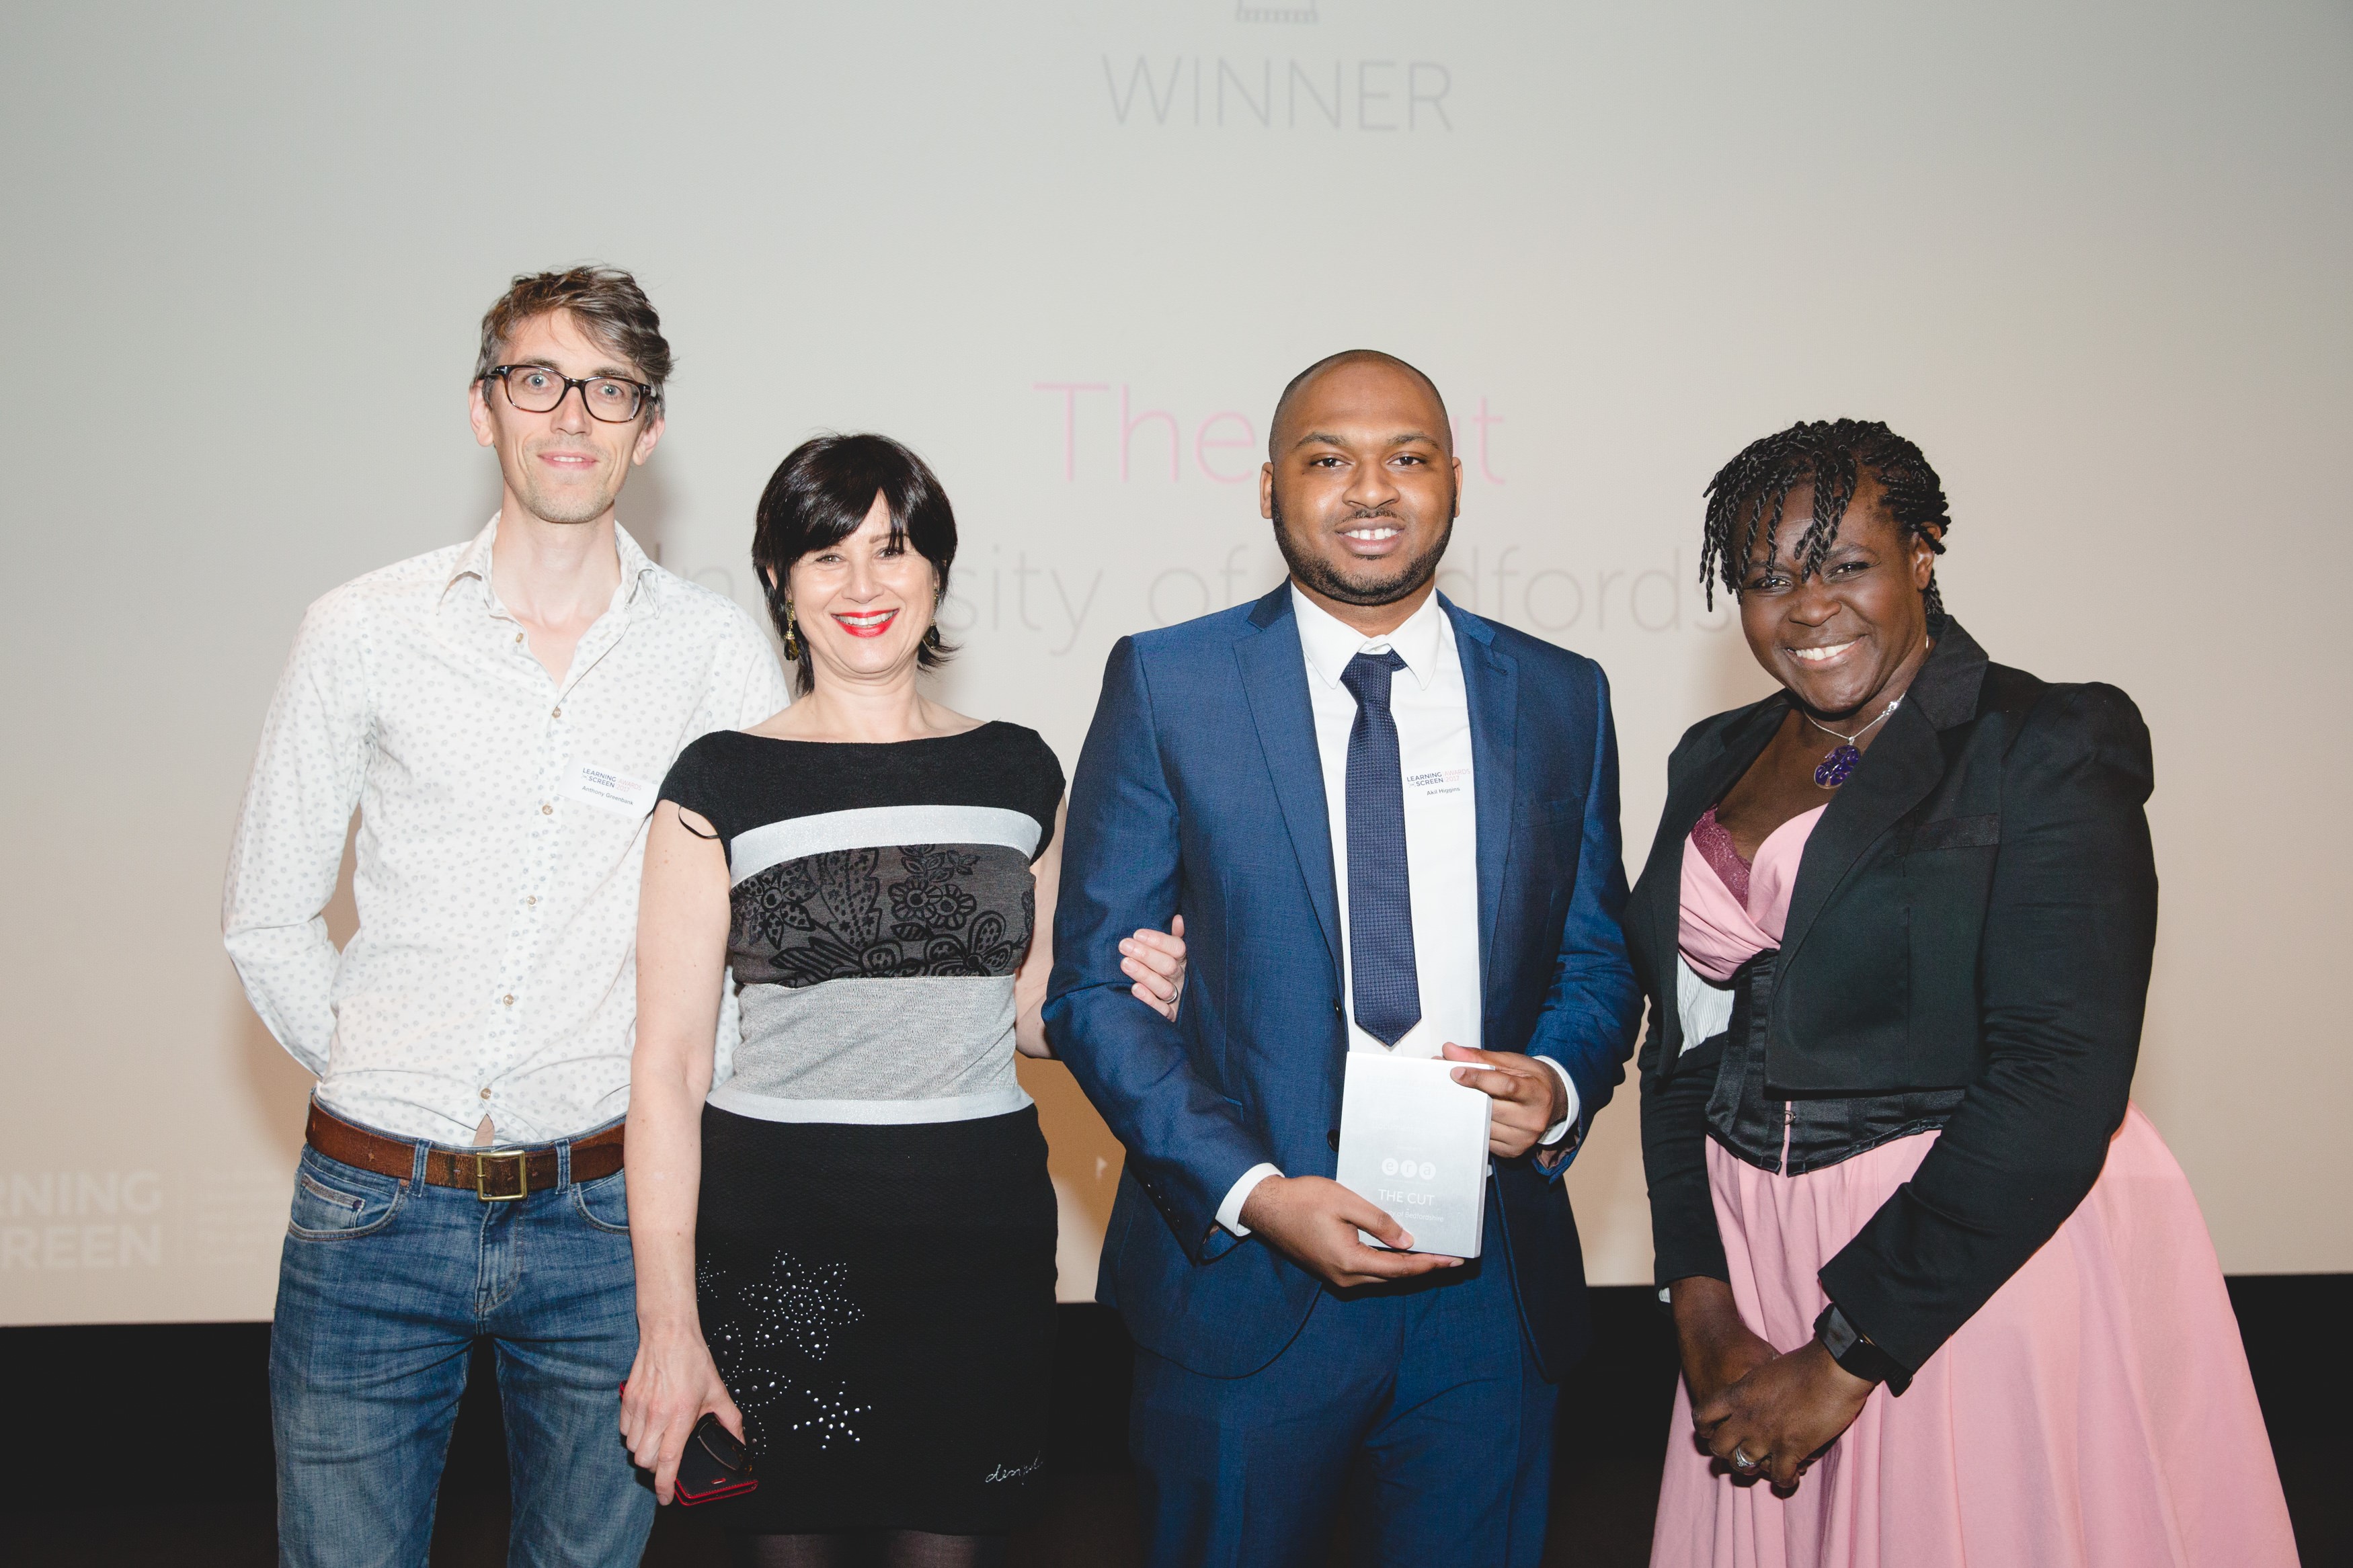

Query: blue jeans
<box><xmin>1127</xmin><ymin>1200</ymin><xmax>1558</xmax><ymax>1568</ymax></box>
<box><xmin>270</xmin><ymin>1126</ymin><xmax>653</xmax><ymax>1568</ymax></box>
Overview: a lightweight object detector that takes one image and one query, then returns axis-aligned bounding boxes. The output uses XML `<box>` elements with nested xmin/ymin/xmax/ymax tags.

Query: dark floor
<box><xmin>5</xmin><ymin>1278</ymin><xmax>2344</xmax><ymax>1565</ymax></box>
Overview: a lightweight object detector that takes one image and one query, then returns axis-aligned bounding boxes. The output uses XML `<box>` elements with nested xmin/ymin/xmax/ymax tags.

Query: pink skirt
<box><xmin>1648</xmin><ymin>1106</ymin><xmax>2298</xmax><ymax>1568</ymax></box>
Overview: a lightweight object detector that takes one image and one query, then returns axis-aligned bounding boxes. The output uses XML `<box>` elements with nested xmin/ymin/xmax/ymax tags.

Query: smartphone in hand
<box><xmin>673</xmin><ymin>1412</ymin><xmax>757</xmax><ymax>1505</ymax></box>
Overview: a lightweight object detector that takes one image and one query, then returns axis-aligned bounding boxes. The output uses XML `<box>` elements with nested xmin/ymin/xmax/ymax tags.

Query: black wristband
<box><xmin>1814</xmin><ymin>1301</ymin><xmax>1912</xmax><ymax>1395</ymax></box>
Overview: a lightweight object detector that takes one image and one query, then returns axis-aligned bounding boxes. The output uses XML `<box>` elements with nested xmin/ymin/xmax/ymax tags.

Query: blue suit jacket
<box><xmin>1045</xmin><ymin>585</ymin><xmax>1642</xmax><ymax>1380</ymax></box>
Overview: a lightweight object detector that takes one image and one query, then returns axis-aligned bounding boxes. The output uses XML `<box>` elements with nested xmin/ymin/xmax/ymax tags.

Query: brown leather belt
<box><xmin>305</xmin><ymin>1102</ymin><xmax>624</xmax><ymax>1202</ymax></box>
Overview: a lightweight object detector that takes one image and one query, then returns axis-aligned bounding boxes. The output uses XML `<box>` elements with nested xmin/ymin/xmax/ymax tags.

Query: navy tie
<box><xmin>1340</xmin><ymin>649</ymin><xmax>1421</xmax><ymax>1047</ymax></box>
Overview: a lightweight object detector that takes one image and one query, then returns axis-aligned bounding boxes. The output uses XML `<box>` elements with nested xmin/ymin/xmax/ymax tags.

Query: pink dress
<box><xmin>1650</xmin><ymin>809</ymin><xmax>2298</xmax><ymax>1568</ymax></box>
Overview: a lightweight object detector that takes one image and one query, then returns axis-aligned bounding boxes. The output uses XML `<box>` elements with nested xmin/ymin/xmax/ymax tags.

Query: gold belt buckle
<box><xmin>475</xmin><ymin>1148</ymin><xmax>530</xmax><ymax>1202</ymax></box>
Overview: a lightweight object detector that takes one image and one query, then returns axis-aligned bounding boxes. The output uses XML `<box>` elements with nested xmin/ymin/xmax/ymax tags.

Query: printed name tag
<box><xmin>565</xmin><ymin>761</ymin><xmax>658</xmax><ymax>819</ymax></box>
<box><xmin>1404</xmin><ymin>767</ymin><xmax>1473</xmax><ymax>799</ymax></box>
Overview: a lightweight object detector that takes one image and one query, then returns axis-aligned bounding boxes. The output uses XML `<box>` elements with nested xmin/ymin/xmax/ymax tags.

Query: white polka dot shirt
<box><xmin>223</xmin><ymin>515</ymin><xmax>791</xmax><ymax>1145</ymax></box>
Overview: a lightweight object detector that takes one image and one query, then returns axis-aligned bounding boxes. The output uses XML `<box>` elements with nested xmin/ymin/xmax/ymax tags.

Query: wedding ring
<box><xmin>1731</xmin><ymin>1446</ymin><xmax>1762</xmax><ymax>1472</ymax></box>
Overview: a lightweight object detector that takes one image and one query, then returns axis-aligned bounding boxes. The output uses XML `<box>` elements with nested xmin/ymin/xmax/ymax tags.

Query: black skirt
<box><xmin>694</xmin><ymin>1102</ymin><xmax>1058</xmax><ymax>1535</ymax></box>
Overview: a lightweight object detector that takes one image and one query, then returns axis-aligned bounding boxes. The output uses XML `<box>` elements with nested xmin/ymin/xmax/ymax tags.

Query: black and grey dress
<box><xmin>657</xmin><ymin>722</ymin><xmax>1063</xmax><ymax>1536</ymax></box>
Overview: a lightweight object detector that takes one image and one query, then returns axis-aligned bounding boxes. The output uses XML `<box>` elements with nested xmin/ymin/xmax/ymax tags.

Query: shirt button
<box><xmin>526</xmin><ymin>895</ymin><xmax>539</xmax><ymax>906</ymax></box>
<box><xmin>541</xmin><ymin>803</ymin><xmax>553</xmax><ymax>815</ymax></box>
<box><xmin>513</xmin><ymin>632</ymin><xmax>524</xmax><ymax>645</ymax></box>
<box><xmin>502</xmin><ymin>994</ymin><xmax>515</xmax><ymax>1006</ymax></box>
<box><xmin>551</xmin><ymin>706</ymin><xmax>561</xmax><ymax>718</ymax></box>
<box><xmin>480</xmin><ymin>1087</ymin><xmax>493</xmax><ymax>1100</ymax></box>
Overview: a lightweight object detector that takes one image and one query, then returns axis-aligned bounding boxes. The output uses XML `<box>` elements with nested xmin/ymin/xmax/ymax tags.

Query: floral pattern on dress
<box><xmin>889</xmin><ymin>845</ymin><xmax>981</xmax><ymax>936</ymax></box>
<box><xmin>728</xmin><ymin>842</ymin><xmax>1034</xmax><ymax>987</ymax></box>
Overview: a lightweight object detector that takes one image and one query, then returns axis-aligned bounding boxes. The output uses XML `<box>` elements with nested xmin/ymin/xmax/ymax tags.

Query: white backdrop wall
<box><xmin>3</xmin><ymin>1</ymin><xmax>2347</xmax><ymax>1325</ymax></box>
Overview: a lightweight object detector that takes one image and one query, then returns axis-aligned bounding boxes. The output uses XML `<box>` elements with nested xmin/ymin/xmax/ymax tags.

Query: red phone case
<box><xmin>676</xmin><ymin>1472</ymin><xmax>759</xmax><ymax>1505</ymax></box>
<box><xmin>622</xmin><ymin>1385</ymin><xmax>759</xmax><ymax>1504</ymax></box>
<box><xmin>674</xmin><ymin>1413</ymin><xmax>758</xmax><ymax>1505</ymax></box>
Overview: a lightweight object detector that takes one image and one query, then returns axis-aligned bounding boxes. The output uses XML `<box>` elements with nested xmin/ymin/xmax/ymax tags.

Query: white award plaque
<box><xmin>1334</xmin><ymin>1053</ymin><xmax>1492</xmax><ymax>1259</ymax></box>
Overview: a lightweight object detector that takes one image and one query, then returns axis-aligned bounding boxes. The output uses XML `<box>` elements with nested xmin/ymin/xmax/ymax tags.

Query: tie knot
<box><xmin>1340</xmin><ymin>648</ymin><xmax>1407</xmax><ymax>708</ymax></box>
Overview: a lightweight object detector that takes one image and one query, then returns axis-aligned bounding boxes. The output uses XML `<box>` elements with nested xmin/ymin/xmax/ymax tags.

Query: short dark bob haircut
<box><xmin>752</xmin><ymin>432</ymin><xmax>958</xmax><ymax>695</ymax></box>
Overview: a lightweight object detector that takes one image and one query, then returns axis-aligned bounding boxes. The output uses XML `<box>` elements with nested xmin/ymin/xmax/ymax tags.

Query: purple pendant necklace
<box><xmin>1808</xmin><ymin>698</ymin><xmax>1901</xmax><ymax>787</ymax></box>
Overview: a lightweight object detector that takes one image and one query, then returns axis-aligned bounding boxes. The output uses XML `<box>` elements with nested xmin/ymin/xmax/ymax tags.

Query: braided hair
<box><xmin>1699</xmin><ymin>420</ymin><xmax>1950</xmax><ymax>617</ymax></box>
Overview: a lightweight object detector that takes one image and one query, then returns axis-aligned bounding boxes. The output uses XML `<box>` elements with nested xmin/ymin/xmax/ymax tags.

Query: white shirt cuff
<box><xmin>1217</xmin><ymin>1163</ymin><xmax>1284</xmax><ymax>1237</ymax></box>
<box><xmin>1536</xmin><ymin>1057</ymin><xmax>1581</xmax><ymax>1147</ymax></box>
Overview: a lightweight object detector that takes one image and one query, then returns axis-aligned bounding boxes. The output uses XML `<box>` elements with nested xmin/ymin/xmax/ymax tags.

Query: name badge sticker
<box><xmin>566</xmin><ymin>761</ymin><xmax>658</xmax><ymax>819</ymax></box>
<box><xmin>1404</xmin><ymin>766</ymin><xmax>1473</xmax><ymax>800</ymax></box>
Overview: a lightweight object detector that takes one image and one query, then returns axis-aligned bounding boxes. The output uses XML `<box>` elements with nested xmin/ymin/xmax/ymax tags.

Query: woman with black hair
<box><xmin>1638</xmin><ymin>422</ymin><xmax>2293</xmax><ymax>1566</ymax></box>
<box><xmin>617</xmin><ymin>434</ymin><xmax>1187</xmax><ymax>1567</ymax></box>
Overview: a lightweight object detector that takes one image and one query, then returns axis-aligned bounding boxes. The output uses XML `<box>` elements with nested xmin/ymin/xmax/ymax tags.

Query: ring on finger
<box><xmin>1731</xmin><ymin>1446</ymin><xmax>1763</xmax><ymax>1472</ymax></box>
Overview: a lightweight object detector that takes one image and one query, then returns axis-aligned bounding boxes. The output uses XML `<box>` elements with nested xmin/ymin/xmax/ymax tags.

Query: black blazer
<box><xmin>1631</xmin><ymin>620</ymin><xmax>2159</xmax><ymax>1371</ymax></box>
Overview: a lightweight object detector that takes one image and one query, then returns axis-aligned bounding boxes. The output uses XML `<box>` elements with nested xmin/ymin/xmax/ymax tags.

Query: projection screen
<box><xmin>3</xmin><ymin>0</ymin><xmax>2347</xmax><ymax>1324</ymax></box>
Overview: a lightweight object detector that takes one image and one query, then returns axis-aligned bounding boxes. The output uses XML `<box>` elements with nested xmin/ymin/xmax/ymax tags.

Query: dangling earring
<box><xmin>924</xmin><ymin>587</ymin><xmax>943</xmax><ymax>650</ymax></box>
<box><xmin>781</xmin><ymin>600</ymin><xmax>800</xmax><ymax>662</ymax></box>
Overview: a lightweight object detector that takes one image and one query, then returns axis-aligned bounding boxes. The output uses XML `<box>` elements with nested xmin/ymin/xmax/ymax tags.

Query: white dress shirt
<box><xmin>223</xmin><ymin>515</ymin><xmax>790</xmax><ymax>1144</ymax></box>
<box><xmin>1217</xmin><ymin>587</ymin><xmax>1578</xmax><ymax>1234</ymax></box>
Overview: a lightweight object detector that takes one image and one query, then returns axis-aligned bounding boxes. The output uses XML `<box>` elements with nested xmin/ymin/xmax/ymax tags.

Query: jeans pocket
<box><xmin>288</xmin><ymin>1154</ymin><xmax>405</xmax><ymax>1240</ymax></box>
<box><xmin>571</xmin><ymin>1169</ymin><xmax>630</xmax><ymax>1234</ymax></box>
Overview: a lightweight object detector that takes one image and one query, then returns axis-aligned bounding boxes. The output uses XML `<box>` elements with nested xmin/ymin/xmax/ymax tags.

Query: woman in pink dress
<box><xmin>1632</xmin><ymin>420</ymin><xmax>2297</xmax><ymax>1567</ymax></box>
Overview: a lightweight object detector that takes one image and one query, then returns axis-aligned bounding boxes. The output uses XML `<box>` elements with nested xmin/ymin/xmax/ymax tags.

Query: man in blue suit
<box><xmin>1045</xmin><ymin>351</ymin><xmax>1643</xmax><ymax>1567</ymax></box>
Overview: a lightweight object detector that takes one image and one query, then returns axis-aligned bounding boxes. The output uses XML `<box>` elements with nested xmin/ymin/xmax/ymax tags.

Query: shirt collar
<box><xmin>1289</xmin><ymin>581</ymin><xmax>1446</xmax><ymax>693</ymax></box>
<box><xmin>442</xmin><ymin>511</ymin><xmax>660</xmax><ymax>615</ymax></box>
<box><xmin>442</xmin><ymin>514</ymin><xmax>502</xmax><ymax>605</ymax></box>
<box><xmin>612</xmin><ymin>520</ymin><xmax>658</xmax><ymax>608</ymax></box>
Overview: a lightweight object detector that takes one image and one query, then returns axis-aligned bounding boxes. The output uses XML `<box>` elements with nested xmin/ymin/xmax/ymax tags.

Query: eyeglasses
<box><xmin>481</xmin><ymin>364</ymin><xmax>657</xmax><ymax>423</ymax></box>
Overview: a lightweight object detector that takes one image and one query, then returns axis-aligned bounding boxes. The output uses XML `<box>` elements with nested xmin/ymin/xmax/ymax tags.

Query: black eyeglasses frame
<box><xmin>479</xmin><ymin>364</ymin><xmax>660</xmax><ymax>423</ymax></box>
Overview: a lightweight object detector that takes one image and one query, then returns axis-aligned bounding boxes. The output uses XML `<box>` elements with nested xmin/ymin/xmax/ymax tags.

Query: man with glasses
<box><xmin>224</xmin><ymin>266</ymin><xmax>788</xmax><ymax>1566</ymax></box>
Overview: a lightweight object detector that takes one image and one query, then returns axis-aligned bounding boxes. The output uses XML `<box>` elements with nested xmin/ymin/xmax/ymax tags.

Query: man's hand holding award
<box><xmin>1438</xmin><ymin>1042</ymin><xmax>1572</xmax><ymax>1159</ymax></box>
<box><xmin>1238</xmin><ymin>1040</ymin><xmax>1568</xmax><ymax>1289</ymax></box>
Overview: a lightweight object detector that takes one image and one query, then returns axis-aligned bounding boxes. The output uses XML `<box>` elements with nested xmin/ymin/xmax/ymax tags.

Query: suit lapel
<box><xmin>1778</xmin><ymin>623</ymin><xmax>1984</xmax><ymax>962</ymax></box>
<box><xmin>1450</xmin><ymin>601</ymin><xmax>1517</xmax><ymax>1016</ymax></box>
<box><xmin>1779</xmin><ymin>700</ymin><xmax>1944</xmax><ymax>964</ymax></box>
<box><xmin>1235</xmin><ymin>589</ymin><xmax>1343</xmax><ymax>981</ymax></box>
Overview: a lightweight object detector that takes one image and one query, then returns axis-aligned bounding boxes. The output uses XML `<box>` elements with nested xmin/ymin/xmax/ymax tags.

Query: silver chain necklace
<box><xmin>1807</xmin><ymin>698</ymin><xmax>1900</xmax><ymax>787</ymax></box>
